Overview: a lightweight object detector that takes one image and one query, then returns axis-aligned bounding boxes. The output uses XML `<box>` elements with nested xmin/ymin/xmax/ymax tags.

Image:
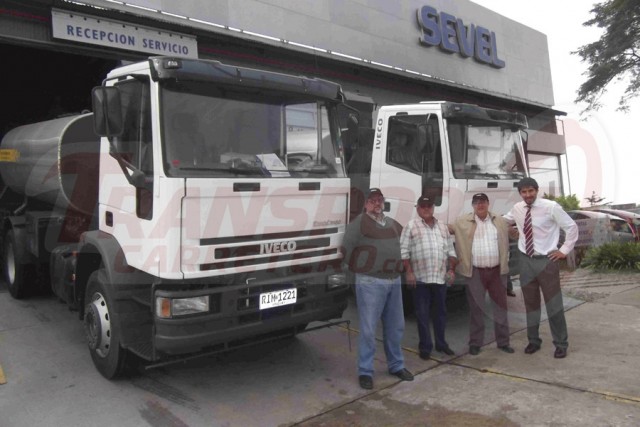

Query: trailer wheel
<box><xmin>3</xmin><ymin>229</ymin><xmax>33</xmax><ymax>299</ymax></box>
<box><xmin>84</xmin><ymin>269</ymin><xmax>127</xmax><ymax>379</ymax></box>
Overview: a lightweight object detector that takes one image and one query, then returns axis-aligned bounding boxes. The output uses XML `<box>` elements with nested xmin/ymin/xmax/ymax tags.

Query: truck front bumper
<box><xmin>151</xmin><ymin>276</ymin><xmax>349</xmax><ymax>357</ymax></box>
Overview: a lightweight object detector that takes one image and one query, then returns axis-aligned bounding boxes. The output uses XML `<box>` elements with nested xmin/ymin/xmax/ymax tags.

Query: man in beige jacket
<box><xmin>451</xmin><ymin>193</ymin><xmax>514</xmax><ymax>356</ymax></box>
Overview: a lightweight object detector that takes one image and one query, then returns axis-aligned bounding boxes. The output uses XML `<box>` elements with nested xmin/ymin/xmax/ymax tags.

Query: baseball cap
<box><xmin>416</xmin><ymin>196</ymin><xmax>435</xmax><ymax>207</ymax></box>
<box><xmin>366</xmin><ymin>188</ymin><xmax>384</xmax><ymax>199</ymax></box>
<box><xmin>472</xmin><ymin>193</ymin><xmax>489</xmax><ymax>203</ymax></box>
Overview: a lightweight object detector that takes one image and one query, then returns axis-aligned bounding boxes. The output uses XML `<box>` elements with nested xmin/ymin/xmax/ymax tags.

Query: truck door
<box><xmin>98</xmin><ymin>76</ymin><xmax>179</xmax><ymax>277</ymax></box>
<box><xmin>375</xmin><ymin>111</ymin><xmax>445</xmax><ymax>226</ymax></box>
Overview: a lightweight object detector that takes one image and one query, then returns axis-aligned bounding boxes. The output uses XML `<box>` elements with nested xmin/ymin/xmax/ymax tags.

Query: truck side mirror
<box><xmin>92</xmin><ymin>86</ymin><xmax>123</xmax><ymax>137</ymax></box>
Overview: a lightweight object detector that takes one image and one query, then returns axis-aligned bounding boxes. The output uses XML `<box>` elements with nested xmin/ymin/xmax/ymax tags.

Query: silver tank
<box><xmin>0</xmin><ymin>114</ymin><xmax>100</xmax><ymax>214</ymax></box>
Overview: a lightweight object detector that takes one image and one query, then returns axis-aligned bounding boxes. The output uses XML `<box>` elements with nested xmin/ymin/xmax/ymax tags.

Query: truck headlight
<box><xmin>156</xmin><ymin>296</ymin><xmax>209</xmax><ymax>318</ymax></box>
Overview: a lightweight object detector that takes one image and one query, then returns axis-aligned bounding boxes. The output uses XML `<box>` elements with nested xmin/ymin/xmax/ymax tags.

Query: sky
<box><xmin>474</xmin><ymin>0</ymin><xmax>640</xmax><ymax>206</ymax></box>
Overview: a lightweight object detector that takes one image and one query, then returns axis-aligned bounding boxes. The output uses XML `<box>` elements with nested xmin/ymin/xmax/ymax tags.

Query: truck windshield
<box><xmin>447</xmin><ymin>122</ymin><xmax>527</xmax><ymax>179</ymax></box>
<box><xmin>159</xmin><ymin>81</ymin><xmax>345</xmax><ymax>178</ymax></box>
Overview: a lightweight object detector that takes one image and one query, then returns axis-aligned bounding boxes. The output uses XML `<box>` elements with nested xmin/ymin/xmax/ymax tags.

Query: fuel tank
<box><xmin>0</xmin><ymin>113</ymin><xmax>100</xmax><ymax>214</ymax></box>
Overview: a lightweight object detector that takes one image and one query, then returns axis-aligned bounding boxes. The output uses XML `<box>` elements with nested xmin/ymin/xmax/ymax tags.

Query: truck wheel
<box><xmin>84</xmin><ymin>269</ymin><xmax>128</xmax><ymax>379</ymax></box>
<box><xmin>4</xmin><ymin>229</ymin><xmax>33</xmax><ymax>299</ymax></box>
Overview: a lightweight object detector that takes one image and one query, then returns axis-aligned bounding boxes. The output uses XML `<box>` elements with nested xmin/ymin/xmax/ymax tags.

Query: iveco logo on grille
<box><xmin>260</xmin><ymin>240</ymin><xmax>297</xmax><ymax>254</ymax></box>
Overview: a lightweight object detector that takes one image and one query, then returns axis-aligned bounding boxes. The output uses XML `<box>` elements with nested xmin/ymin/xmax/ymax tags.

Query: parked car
<box><xmin>567</xmin><ymin>210</ymin><xmax>636</xmax><ymax>245</ymax></box>
<box><xmin>590</xmin><ymin>208</ymin><xmax>640</xmax><ymax>241</ymax></box>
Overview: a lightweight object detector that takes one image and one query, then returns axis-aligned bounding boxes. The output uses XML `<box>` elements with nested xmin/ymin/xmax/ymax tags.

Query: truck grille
<box><xmin>198</xmin><ymin>228</ymin><xmax>339</xmax><ymax>271</ymax></box>
<box><xmin>200</xmin><ymin>248</ymin><xmax>337</xmax><ymax>271</ymax></box>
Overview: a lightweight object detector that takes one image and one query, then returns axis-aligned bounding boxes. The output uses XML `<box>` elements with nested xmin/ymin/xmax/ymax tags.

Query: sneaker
<box><xmin>469</xmin><ymin>345</ymin><xmax>481</xmax><ymax>356</ymax></box>
<box><xmin>390</xmin><ymin>368</ymin><xmax>414</xmax><ymax>381</ymax></box>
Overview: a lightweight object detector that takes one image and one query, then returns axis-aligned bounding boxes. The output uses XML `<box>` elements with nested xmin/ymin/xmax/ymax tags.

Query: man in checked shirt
<box><xmin>452</xmin><ymin>193</ymin><xmax>515</xmax><ymax>356</ymax></box>
<box><xmin>400</xmin><ymin>196</ymin><xmax>458</xmax><ymax>360</ymax></box>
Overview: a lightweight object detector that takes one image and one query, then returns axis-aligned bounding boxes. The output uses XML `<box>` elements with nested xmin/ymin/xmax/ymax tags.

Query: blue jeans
<box><xmin>355</xmin><ymin>274</ymin><xmax>405</xmax><ymax>377</ymax></box>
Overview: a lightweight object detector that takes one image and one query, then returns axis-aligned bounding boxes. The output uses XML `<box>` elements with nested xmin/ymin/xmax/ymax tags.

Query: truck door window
<box><xmin>386</xmin><ymin>114</ymin><xmax>442</xmax><ymax>176</ymax></box>
<box><xmin>386</xmin><ymin>114</ymin><xmax>444</xmax><ymax>203</ymax></box>
<box><xmin>113</xmin><ymin>79</ymin><xmax>153</xmax><ymax>174</ymax></box>
<box><xmin>113</xmin><ymin>78</ymin><xmax>153</xmax><ymax>219</ymax></box>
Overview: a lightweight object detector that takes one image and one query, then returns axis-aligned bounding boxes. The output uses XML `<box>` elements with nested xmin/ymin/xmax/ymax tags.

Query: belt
<box><xmin>519</xmin><ymin>251</ymin><xmax>548</xmax><ymax>259</ymax></box>
<box><xmin>364</xmin><ymin>272</ymin><xmax>401</xmax><ymax>280</ymax></box>
<box><xmin>474</xmin><ymin>265</ymin><xmax>499</xmax><ymax>270</ymax></box>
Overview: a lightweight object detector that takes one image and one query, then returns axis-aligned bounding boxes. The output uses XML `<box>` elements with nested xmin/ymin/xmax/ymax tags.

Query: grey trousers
<box><xmin>465</xmin><ymin>267</ymin><xmax>510</xmax><ymax>347</ymax></box>
<box><xmin>519</xmin><ymin>255</ymin><xmax>569</xmax><ymax>349</ymax></box>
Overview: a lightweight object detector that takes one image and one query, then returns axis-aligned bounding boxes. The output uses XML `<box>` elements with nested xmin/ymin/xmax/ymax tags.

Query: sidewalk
<box><xmin>298</xmin><ymin>269</ymin><xmax>640</xmax><ymax>426</ymax></box>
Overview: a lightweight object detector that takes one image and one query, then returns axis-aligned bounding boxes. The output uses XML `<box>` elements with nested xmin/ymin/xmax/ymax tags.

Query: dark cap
<box><xmin>517</xmin><ymin>177</ymin><xmax>539</xmax><ymax>191</ymax></box>
<box><xmin>472</xmin><ymin>193</ymin><xmax>489</xmax><ymax>203</ymax></box>
<box><xmin>366</xmin><ymin>188</ymin><xmax>384</xmax><ymax>199</ymax></box>
<box><xmin>416</xmin><ymin>196</ymin><xmax>435</xmax><ymax>207</ymax></box>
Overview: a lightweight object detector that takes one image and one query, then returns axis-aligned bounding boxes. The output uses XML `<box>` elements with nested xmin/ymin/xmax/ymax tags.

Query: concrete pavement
<box><xmin>1</xmin><ymin>268</ymin><xmax>639</xmax><ymax>426</ymax></box>
<box><xmin>298</xmin><ymin>269</ymin><xmax>640</xmax><ymax>426</ymax></box>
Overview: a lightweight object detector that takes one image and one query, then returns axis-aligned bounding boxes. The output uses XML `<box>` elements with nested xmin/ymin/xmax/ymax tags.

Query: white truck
<box><xmin>343</xmin><ymin>101</ymin><xmax>529</xmax><ymax>292</ymax></box>
<box><xmin>0</xmin><ymin>57</ymin><xmax>351</xmax><ymax>378</ymax></box>
<box><xmin>345</xmin><ymin>101</ymin><xmax>529</xmax><ymax>224</ymax></box>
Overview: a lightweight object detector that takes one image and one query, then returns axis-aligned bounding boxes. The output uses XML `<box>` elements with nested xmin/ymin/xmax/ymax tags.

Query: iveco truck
<box><xmin>346</xmin><ymin>101</ymin><xmax>529</xmax><ymax>223</ymax></box>
<box><xmin>0</xmin><ymin>57</ymin><xmax>350</xmax><ymax>378</ymax></box>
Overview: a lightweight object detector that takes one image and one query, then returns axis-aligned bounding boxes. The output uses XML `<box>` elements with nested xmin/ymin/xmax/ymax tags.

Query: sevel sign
<box><xmin>417</xmin><ymin>5</ymin><xmax>505</xmax><ymax>69</ymax></box>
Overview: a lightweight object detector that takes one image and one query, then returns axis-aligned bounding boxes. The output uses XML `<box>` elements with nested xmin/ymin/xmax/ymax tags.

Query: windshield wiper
<box><xmin>290</xmin><ymin>164</ymin><xmax>331</xmax><ymax>174</ymax></box>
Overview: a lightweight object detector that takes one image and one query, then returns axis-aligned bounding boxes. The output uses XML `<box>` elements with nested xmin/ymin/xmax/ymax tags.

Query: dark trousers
<box><xmin>465</xmin><ymin>267</ymin><xmax>510</xmax><ymax>347</ymax></box>
<box><xmin>413</xmin><ymin>282</ymin><xmax>448</xmax><ymax>354</ymax></box>
<box><xmin>519</xmin><ymin>255</ymin><xmax>568</xmax><ymax>349</ymax></box>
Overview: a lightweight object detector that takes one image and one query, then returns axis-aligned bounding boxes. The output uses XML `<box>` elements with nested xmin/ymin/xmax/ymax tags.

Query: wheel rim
<box><xmin>5</xmin><ymin>240</ymin><xmax>16</xmax><ymax>285</ymax></box>
<box><xmin>84</xmin><ymin>292</ymin><xmax>111</xmax><ymax>358</ymax></box>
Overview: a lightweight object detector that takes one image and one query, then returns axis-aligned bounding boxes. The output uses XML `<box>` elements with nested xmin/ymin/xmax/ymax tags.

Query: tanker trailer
<box><xmin>0</xmin><ymin>113</ymin><xmax>100</xmax><ymax>299</ymax></box>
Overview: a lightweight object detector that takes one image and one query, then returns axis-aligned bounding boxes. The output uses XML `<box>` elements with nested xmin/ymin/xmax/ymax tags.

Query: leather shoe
<box><xmin>359</xmin><ymin>375</ymin><xmax>373</xmax><ymax>390</ymax></box>
<box><xmin>498</xmin><ymin>345</ymin><xmax>515</xmax><ymax>354</ymax></box>
<box><xmin>390</xmin><ymin>368</ymin><xmax>414</xmax><ymax>381</ymax></box>
<box><xmin>554</xmin><ymin>347</ymin><xmax>567</xmax><ymax>359</ymax></box>
<box><xmin>419</xmin><ymin>352</ymin><xmax>431</xmax><ymax>360</ymax></box>
<box><xmin>436</xmin><ymin>346</ymin><xmax>455</xmax><ymax>356</ymax></box>
<box><xmin>469</xmin><ymin>345</ymin><xmax>480</xmax><ymax>356</ymax></box>
<box><xmin>524</xmin><ymin>343</ymin><xmax>541</xmax><ymax>354</ymax></box>
<box><xmin>507</xmin><ymin>290</ymin><xmax>517</xmax><ymax>297</ymax></box>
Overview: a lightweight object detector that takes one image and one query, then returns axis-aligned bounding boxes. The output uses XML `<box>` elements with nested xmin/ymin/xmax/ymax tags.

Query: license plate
<box><xmin>259</xmin><ymin>288</ymin><xmax>297</xmax><ymax>310</ymax></box>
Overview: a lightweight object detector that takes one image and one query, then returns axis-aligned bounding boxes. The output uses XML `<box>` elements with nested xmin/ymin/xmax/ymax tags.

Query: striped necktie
<box><xmin>524</xmin><ymin>204</ymin><xmax>534</xmax><ymax>256</ymax></box>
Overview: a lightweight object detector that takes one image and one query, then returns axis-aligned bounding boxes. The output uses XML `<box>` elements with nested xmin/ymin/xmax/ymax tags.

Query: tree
<box><xmin>573</xmin><ymin>0</ymin><xmax>640</xmax><ymax>112</ymax></box>
<box><xmin>543</xmin><ymin>193</ymin><xmax>581</xmax><ymax>211</ymax></box>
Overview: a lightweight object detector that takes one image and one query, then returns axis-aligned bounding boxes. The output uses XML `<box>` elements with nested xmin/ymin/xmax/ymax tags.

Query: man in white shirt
<box><xmin>504</xmin><ymin>178</ymin><xmax>578</xmax><ymax>359</ymax></box>
<box><xmin>452</xmin><ymin>193</ymin><xmax>514</xmax><ymax>356</ymax></box>
<box><xmin>400</xmin><ymin>196</ymin><xmax>457</xmax><ymax>360</ymax></box>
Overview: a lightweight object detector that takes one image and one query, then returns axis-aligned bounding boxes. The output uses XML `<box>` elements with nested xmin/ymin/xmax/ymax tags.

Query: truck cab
<box><xmin>348</xmin><ymin>101</ymin><xmax>529</xmax><ymax>224</ymax></box>
<box><xmin>1</xmin><ymin>57</ymin><xmax>352</xmax><ymax>378</ymax></box>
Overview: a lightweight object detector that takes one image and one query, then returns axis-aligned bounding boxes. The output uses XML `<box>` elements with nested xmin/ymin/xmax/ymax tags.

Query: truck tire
<box><xmin>3</xmin><ymin>229</ymin><xmax>34</xmax><ymax>299</ymax></box>
<box><xmin>84</xmin><ymin>269</ymin><xmax>128</xmax><ymax>379</ymax></box>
